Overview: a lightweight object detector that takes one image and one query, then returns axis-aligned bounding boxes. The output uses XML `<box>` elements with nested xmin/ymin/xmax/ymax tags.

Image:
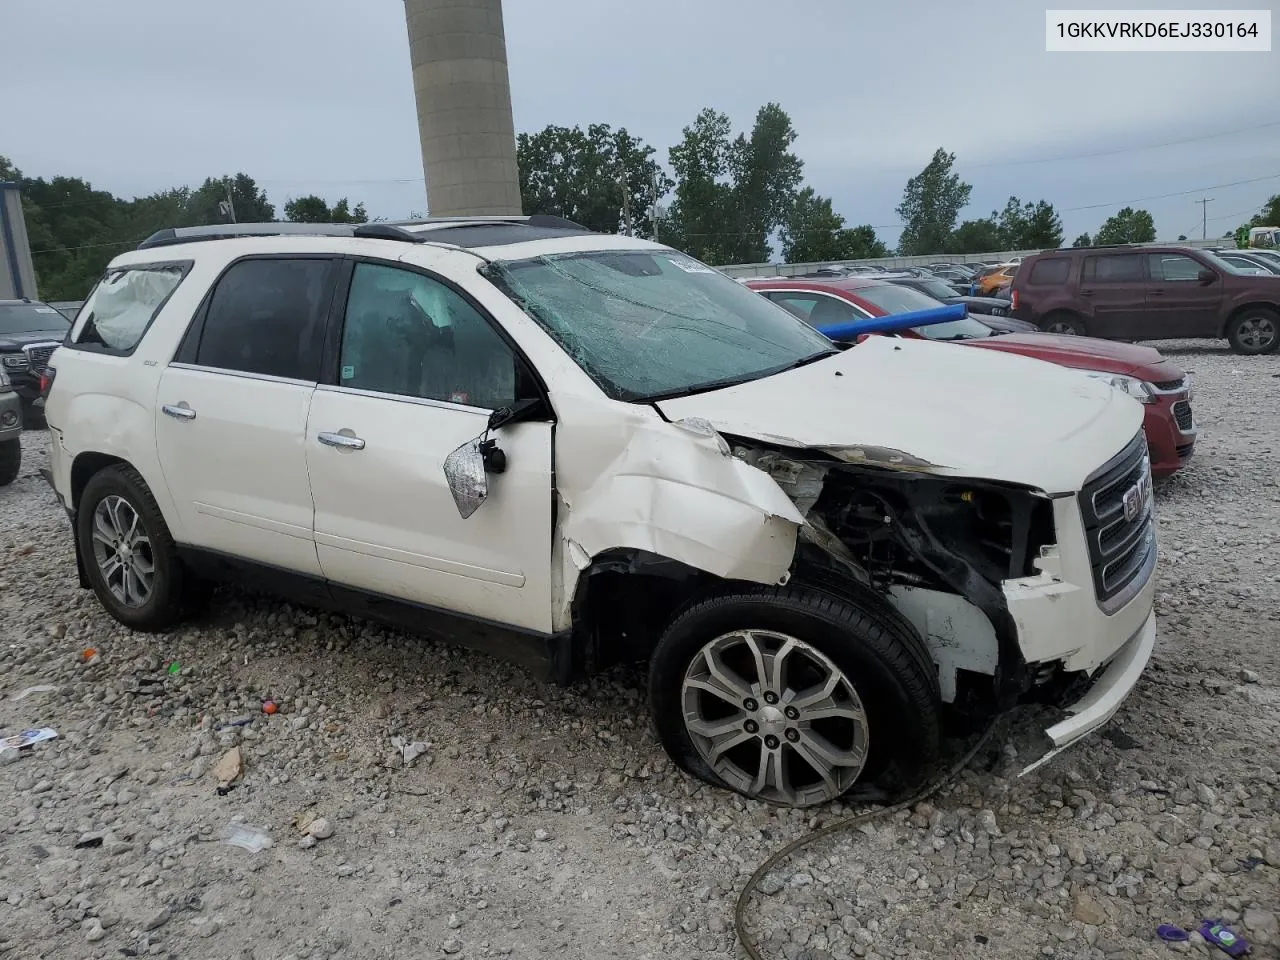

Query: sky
<box><xmin>3</xmin><ymin>0</ymin><xmax>1278</xmax><ymax>257</ymax></box>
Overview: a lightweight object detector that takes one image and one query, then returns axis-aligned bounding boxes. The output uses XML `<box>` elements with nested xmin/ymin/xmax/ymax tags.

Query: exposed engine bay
<box><xmin>734</xmin><ymin>442</ymin><xmax>1062</xmax><ymax>712</ymax></box>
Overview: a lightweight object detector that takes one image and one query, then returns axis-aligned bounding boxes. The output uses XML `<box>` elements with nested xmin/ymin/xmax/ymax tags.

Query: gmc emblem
<box><xmin>1123</xmin><ymin>484</ymin><xmax>1142</xmax><ymax>523</ymax></box>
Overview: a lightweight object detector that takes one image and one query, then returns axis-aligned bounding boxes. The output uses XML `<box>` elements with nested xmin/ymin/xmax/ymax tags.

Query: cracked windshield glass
<box><xmin>486</xmin><ymin>250</ymin><xmax>836</xmax><ymax>400</ymax></box>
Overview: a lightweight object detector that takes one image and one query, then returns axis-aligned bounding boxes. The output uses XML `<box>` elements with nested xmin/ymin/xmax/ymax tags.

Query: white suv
<box><xmin>43</xmin><ymin>217</ymin><xmax>1158</xmax><ymax>807</ymax></box>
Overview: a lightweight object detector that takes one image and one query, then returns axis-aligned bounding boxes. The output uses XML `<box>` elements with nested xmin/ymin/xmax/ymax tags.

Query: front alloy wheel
<box><xmin>682</xmin><ymin>629</ymin><xmax>869</xmax><ymax>807</ymax></box>
<box><xmin>1228</xmin><ymin>311</ymin><xmax>1278</xmax><ymax>355</ymax></box>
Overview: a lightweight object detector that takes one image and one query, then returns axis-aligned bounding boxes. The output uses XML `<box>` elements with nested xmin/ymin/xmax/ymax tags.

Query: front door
<box><xmin>155</xmin><ymin>256</ymin><xmax>336</xmax><ymax>576</ymax></box>
<box><xmin>305</xmin><ymin>259</ymin><xmax>555</xmax><ymax>633</ymax></box>
<box><xmin>1144</xmin><ymin>253</ymin><xmax>1224</xmax><ymax>337</ymax></box>
<box><xmin>1078</xmin><ymin>253</ymin><xmax>1148</xmax><ymax>338</ymax></box>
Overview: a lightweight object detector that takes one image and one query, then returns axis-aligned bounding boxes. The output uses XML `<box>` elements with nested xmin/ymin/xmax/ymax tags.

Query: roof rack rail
<box><xmin>136</xmin><ymin>214</ymin><xmax>591</xmax><ymax>250</ymax></box>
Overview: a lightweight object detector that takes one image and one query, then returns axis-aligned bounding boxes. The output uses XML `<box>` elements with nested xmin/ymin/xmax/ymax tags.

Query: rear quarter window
<box><xmin>1028</xmin><ymin>258</ymin><xmax>1070</xmax><ymax>284</ymax></box>
<box><xmin>71</xmin><ymin>263</ymin><xmax>191</xmax><ymax>354</ymax></box>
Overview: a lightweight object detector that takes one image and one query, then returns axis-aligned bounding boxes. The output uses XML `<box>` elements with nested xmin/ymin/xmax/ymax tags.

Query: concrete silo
<box><xmin>403</xmin><ymin>0</ymin><xmax>523</xmax><ymax>217</ymax></box>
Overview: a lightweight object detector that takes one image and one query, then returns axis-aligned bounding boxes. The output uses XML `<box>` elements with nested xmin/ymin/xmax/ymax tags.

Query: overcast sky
<box><xmin>3</xmin><ymin>0</ymin><xmax>1278</xmax><ymax>255</ymax></box>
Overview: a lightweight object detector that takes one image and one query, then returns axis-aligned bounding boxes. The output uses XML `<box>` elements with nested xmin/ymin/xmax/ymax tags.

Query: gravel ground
<box><xmin>1</xmin><ymin>342</ymin><xmax>1277</xmax><ymax>960</ymax></box>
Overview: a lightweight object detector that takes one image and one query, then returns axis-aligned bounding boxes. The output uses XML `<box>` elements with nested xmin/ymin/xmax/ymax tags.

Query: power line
<box><xmin>962</xmin><ymin>118</ymin><xmax>1280</xmax><ymax>168</ymax></box>
<box><xmin>1061</xmin><ymin>172</ymin><xmax>1280</xmax><ymax>213</ymax></box>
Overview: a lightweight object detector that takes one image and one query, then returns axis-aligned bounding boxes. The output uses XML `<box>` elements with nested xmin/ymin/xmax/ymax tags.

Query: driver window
<box><xmin>339</xmin><ymin>262</ymin><xmax>518</xmax><ymax>410</ymax></box>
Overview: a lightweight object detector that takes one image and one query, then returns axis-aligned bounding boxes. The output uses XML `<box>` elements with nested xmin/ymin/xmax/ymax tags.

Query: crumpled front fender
<box><xmin>551</xmin><ymin>400</ymin><xmax>804</xmax><ymax>630</ymax></box>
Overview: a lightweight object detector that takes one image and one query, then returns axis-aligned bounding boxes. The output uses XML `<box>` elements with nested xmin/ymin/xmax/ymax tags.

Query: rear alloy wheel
<box><xmin>1226</xmin><ymin>309</ymin><xmax>1279</xmax><ymax>355</ymax></box>
<box><xmin>77</xmin><ymin>464</ymin><xmax>187</xmax><ymax>631</ymax></box>
<box><xmin>649</xmin><ymin>585</ymin><xmax>940</xmax><ymax>808</ymax></box>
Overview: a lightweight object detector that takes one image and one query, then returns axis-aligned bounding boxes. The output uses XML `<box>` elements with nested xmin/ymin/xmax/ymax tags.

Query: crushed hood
<box><xmin>655</xmin><ymin>336</ymin><xmax>1143</xmax><ymax>495</ymax></box>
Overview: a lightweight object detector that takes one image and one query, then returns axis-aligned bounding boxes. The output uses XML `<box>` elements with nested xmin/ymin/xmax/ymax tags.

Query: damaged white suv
<box><xmin>43</xmin><ymin>217</ymin><xmax>1157</xmax><ymax>807</ymax></box>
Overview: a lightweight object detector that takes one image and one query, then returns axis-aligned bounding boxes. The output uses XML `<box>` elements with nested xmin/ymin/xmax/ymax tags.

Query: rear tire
<box><xmin>1225</xmin><ymin>308</ymin><xmax>1279</xmax><ymax>355</ymax></box>
<box><xmin>649</xmin><ymin>584</ymin><xmax>941</xmax><ymax>808</ymax></box>
<box><xmin>1041</xmin><ymin>312</ymin><xmax>1085</xmax><ymax>336</ymax></box>
<box><xmin>77</xmin><ymin>464</ymin><xmax>187</xmax><ymax>632</ymax></box>
<box><xmin>0</xmin><ymin>438</ymin><xmax>20</xmax><ymax>486</ymax></box>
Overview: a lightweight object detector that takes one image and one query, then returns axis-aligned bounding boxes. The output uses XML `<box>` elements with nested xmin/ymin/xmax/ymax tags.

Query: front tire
<box><xmin>0</xmin><ymin>438</ymin><xmax>20</xmax><ymax>486</ymax></box>
<box><xmin>649</xmin><ymin>585</ymin><xmax>941</xmax><ymax>808</ymax></box>
<box><xmin>1226</xmin><ymin>308</ymin><xmax>1279</xmax><ymax>355</ymax></box>
<box><xmin>77</xmin><ymin>465</ymin><xmax>187</xmax><ymax>631</ymax></box>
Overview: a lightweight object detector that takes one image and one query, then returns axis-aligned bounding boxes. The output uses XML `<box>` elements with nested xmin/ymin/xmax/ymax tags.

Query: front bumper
<box><xmin>1022</xmin><ymin>610</ymin><xmax>1156</xmax><ymax>774</ymax></box>
<box><xmin>1144</xmin><ymin>390</ymin><xmax>1195</xmax><ymax>479</ymax></box>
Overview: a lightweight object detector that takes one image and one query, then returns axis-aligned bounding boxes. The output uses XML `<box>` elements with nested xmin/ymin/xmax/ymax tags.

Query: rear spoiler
<box><xmin>817</xmin><ymin>303</ymin><xmax>968</xmax><ymax>341</ymax></box>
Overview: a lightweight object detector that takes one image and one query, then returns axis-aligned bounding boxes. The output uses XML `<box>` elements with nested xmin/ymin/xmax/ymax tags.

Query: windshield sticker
<box><xmin>341</xmin><ymin>364</ymin><xmax>355</xmax><ymax>380</ymax></box>
<box><xmin>665</xmin><ymin>255</ymin><xmax>716</xmax><ymax>275</ymax></box>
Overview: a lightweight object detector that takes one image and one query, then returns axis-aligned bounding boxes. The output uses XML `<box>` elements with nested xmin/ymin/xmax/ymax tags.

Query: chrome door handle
<box><xmin>162</xmin><ymin>403</ymin><xmax>196</xmax><ymax>421</ymax></box>
<box><xmin>318</xmin><ymin>431</ymin><xmax>365</xmax><ymax>450</ymax></box>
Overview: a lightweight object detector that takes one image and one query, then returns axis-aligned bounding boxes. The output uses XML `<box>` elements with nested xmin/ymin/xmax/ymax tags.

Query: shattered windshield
<box><xmin>483</xmin><ymin>249</ymin><xmax>837</xmax><ymax>401</ymax></box>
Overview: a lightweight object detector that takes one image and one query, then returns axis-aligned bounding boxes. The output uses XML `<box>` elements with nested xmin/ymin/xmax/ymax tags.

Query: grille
<box><xmin>22</xmin><ymin>343</ymin><xmax>57</xmax><ymax>375</ymax></box>
<box><xmin>1172</xmin><ymin>400</ymin><xmax>1193</xmax><ymax>432</ymax></box>
<box><xmin>1152</xmin><ymin>377</ymin><xmax>1185</xmax><ymax>391</ymax></box>
<box><xmin>1176</xmin><ymin>442</ymin><xmax>1195</xmax><ymax>460</ymax></box>
<box><xmin>1078</xmin><ymin>432</ymin><xmax>1155</xmax><ymax>609</ymax></box>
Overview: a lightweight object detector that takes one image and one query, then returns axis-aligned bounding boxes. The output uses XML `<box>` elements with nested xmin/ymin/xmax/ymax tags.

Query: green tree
<box><xmin>666</xmin><ymin>103</ymin><xmax>805</xmax><ymax>264</ymax></box>
<box><xmin>188</xmin><ymin>173</ymin><xmax>275</xmax><ymax>224</ymax></box>
<box><xmin>895</xmin><ymin>148</ymin><xmax>972</xmax><ymax>256</ymax></box>
<box><xmin>780</xmin><ymin>188</ymin><xmax>887</xmax><ymax>263</ymax></box>
<box><xmin>665</xmin><ymin>108</ymin><xmax>736</xmax><ymax>263</ymax></box>
<box><xmin>995</xmin><ymin>197</ymin><xmax>1063</xmax><ymax>249</ymax></box>
<box><xmin>947</xmin><ymin>218</ymin><xmax>1004</xmax><ymax>254</ymax></box>
<box><xmin>1093</xmin><ymin>207</ymin><xmax>1155</xmax><ymax>245</ymax></box>
<box><xmin>1250</xmin><ymin>194</ymin><xmax>1280</xmax><ymax>228</ymax></box>
<box><xmin>1177</xmin><ymin>234</ymin><xmax>1188</xmax><ymax>241</ymax></box>
<box><xmin>725</xmin><ymin>102</ymin><xmax>804</xmax><ymax>263</ymax></box>
<box><xmin>284</xmin><ymin>195</ymin><xmax>367</xmax><ymax>223</ymax></box>
<box><xmin>1073</xmin><ymin>232</ymin><xmax>1092</xmax><ymax>247</ymax></box>
<box><xmin>517</xmin><ymin>123</ymin><xmax>671</xmax><ymax>237</ymax></box>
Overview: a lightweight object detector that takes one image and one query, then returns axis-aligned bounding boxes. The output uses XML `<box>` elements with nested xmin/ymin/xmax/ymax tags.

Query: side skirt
<box><xmin>175</xmin><ymin>546</ymin><xmax>574</xmax><ymax>685</ymax></box>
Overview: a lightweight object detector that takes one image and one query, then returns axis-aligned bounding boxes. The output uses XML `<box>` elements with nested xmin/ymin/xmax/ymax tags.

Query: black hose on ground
<box><xmin>733</xmin><ymin>723</ymin><xmax>999</xmax><ymax>960</ymax></box>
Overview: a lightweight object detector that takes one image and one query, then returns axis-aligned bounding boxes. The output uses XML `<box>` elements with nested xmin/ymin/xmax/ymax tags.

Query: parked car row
<box><xmin>33</xmin><ymin>217</ymin><xmax>1160</xmax><ymax>809</ymax></box>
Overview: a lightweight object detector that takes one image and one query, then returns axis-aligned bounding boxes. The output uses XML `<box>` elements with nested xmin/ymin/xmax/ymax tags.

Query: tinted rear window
<box><xmin>194</xmin><ymin>258</ymin><xmax>333</xmax><ymax>381</ymax></box>
<box><xmin>1083</xmin><ymin>254</ymin><xmax>1144</xmax><ymax>283</ymax></box>
<box><xmin>1028</xmin><ymin>258</ymin><xmax>1070</xmax><ymax>284</ymax></box>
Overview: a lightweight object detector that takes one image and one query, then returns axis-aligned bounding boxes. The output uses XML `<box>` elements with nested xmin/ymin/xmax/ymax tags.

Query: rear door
<box><xmin>1144</xmin><ymin>253</ymin><xmax>1224</xmax><ymax>337</ymax></box>
<box><xmin>304</xmin><ymin>258</ymin><xmax>555</xmax><ymax>633</ymax></box>
<box><xmin>155</xmin><ymin>255</ymin><xmax>336</xmax><ymax>576</ymax></box>
<box><xmin>1078</xmin><ymin>254</ymin><xmax>1148</xmax><ymax>338</ymax></box>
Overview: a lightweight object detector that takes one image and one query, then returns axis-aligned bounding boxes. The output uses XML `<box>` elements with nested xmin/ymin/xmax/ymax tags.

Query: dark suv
<box><xmin>1010</xmin><ymin>245</ymin><xmax>1280</xmax><ymax>355</ymax></box>
<box><xmin>0</xmin><ymin>299</ymin><xmax>70</xmax><ymax>420</ymax></box>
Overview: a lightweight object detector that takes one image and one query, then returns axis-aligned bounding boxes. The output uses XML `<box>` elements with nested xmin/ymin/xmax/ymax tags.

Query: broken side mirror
<box><xmin>443</xmin><ymin>439</ymin><xmax>488</xmax><ymax>519</ymax></box>
<box><xmin>486</xmin><ymin>396</ymin><xmax>542</xmax><ymax>433</ymax></box>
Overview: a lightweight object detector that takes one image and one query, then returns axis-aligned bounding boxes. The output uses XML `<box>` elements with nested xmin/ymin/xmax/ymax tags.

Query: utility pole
<box><xmin>1195</xmin><ymin>197</ymin><xmax>1213</xmax><ymax>240</ymax></box>
<box><xmin>618</xmin><ymin>170</ymin><xmax>632</xmax><ymax>237</ymax></box>
<box><xmin>649</xmin><ymin>170</ymin><xmax>661</xmax><ymax>242</ymax></box>
<box><xmin>219</xmin><ymin>177</ymin><xmax>238</xmax><ymax>224</ymax></box>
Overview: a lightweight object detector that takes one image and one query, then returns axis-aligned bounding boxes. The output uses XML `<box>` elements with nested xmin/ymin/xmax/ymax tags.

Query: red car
<box><xmin>744</xmin><ymin>277</ymin><xmax>1196</xmax><ymax>479</ymax></box>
